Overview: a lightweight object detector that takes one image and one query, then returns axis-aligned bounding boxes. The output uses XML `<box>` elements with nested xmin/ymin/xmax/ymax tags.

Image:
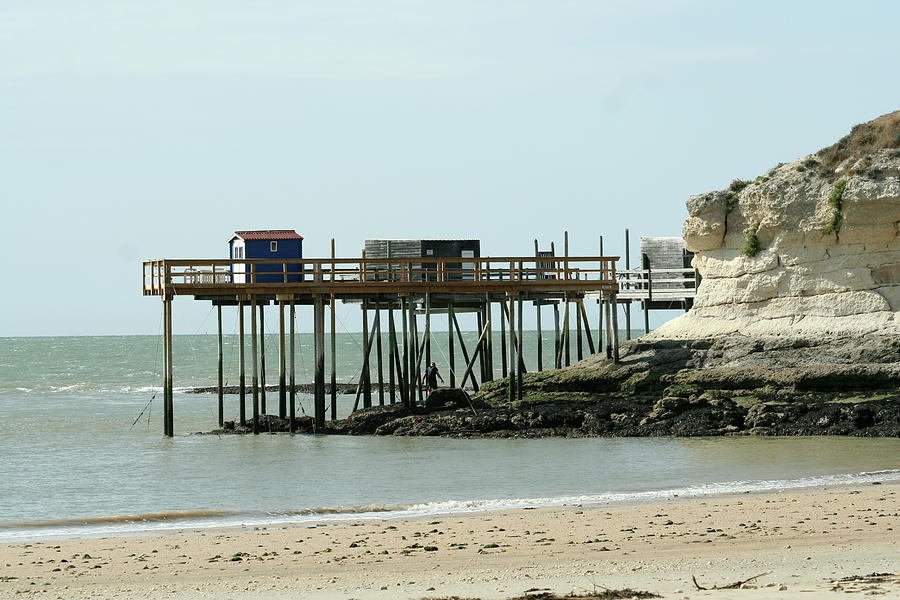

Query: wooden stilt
<box><xmin>424</xmin><ymin>293</ymin><xmax>431</xmax><ymax>368</ymax></box>
<box><xmin>330</xmin><ymin>241</ymin><xmax>338</xmax><ymax>419</ymax></box>
<box><xmin>216</xmin><ymin>304</ymin><xmax>223</xmax><ymax>428</ymax></box>
<box><xmin>162</xmin><ymin>296</ymin><xmax>171</xmax><ymax>437</ymax></box>
<box><xmin>579</xmin><ymin>299</ymin><xmax>596</xmax><ymax>355</ymax></box>
<box><xmin>238</xmin><ymin>299</ymin><xmax>246</xmax><ymax>426</ymax></box>
<box><xmin>330</xmin><ymin>293</ymin><xmax>337</xmax><ymax>420</ymax></box>
<box><xmin>362</xmin><ymin>299</ymin><xmax>371</xmax><ymax>408</ymax></box>
<box><xmin>598</xmin><ymin>298</ymin><xmax>604</xmax><ymax>354</ymax></box>
<box><xmin>388</xmin><ymin>304</ymin><xmax>397</xmax><ymax>403</ymax></box>
<box><xmin>250</xmin><ymin>296</ymin><xmax>259</xmax><ymax>435</ymax></box>
<box><xmin>375</xmin><ymin>302</ymin><xmax>384</xmax><ymax>405</ymax></box>
<box><xmin>278</xmin><ymin>299</ymin><xmax>286</xmax><ymax>418</ymax></box>
<box><xmin>410</xmin><ymin>298</ymin><xmax>422</xmax><ymax>405</ymax></box>
<box><xmin>401</xmin><ymin>296</ymin><xmax>410</xmax><ymax>407</ymax></box>
<box><xmin>500</xmin><ymin>300</ymin><xmax>527</xmax><ymax>375</ymax></box>
<box><xmin>476</xmin><ymin>308</ymin><xmax>485</xmax><ymax>382</ymax></box>
<box><xmin>643</xmin><ymin>300</ymin><xmax>650</xmax><ymax>336</ymax></box>
<box><xmin>259</xmin><ymin>303</ymin><xmax>266</xmax><ymax>414</ymax></box>
<box><xmin>598</xmin><ymin>236</ymin><xmax>605</xmax><ymax>346</ymax></box>
<box><xmin>604</xmin><ymin>295</ymin><xmax>613</xmax><ymax>359</ymax></box>
<box><xmin>625</xmin><ymin>228</ymin><xmax>632</xmax><ymax>340</ymax></box>
<box><xmin>483</xmin><ymin>295</ymin><xmax>493</xmax><ymax>382</ymax></box>
<box><xmin>166</xmin><ymin>296</ymin><xmax>173</xmax><ymax>436</ymax></box>
<box><xmin>314</xmin><ymin>295</ymin><xmax>326</xmax><ymax>428</ymax></box>
<box><xmin>289</xmin><ymin>297</ymin><xmax>296</xmax><ymax>434</ymax></box>
<box><xmin>517</xmin><ymin>293</ymin><xmax>524</xmax><ymax>400</ymax></box>
<box><xmin>611</xmin><ymin>294</ymin><xmax>621</xmax><ymax>363</ymax></box>
<box><xmin>536</xmin><ymin>299</ymin><xmax>543</xmax><ymax>371</ymax></box>
<box><xmin>507</xmin><ymin>295</ymin><xmax>516</xmax><ymax>403</ymax></box>
<box><xmin>561</xmin><ymin>298</ymin><xmax>571</xmax><ymax>367</ymax></box>
<box><xmin>576</xmin><ymin>295</ymin><xmax>583</xmax><ymax>362</ymax></box>
<box><xmin>448</xmin><ymin>299</ymin><xmax>456</xmax><ymax>387</ymax></box>
<box><xmin>500</xmin><ymin>299</ymin><xmax>508</xmax><ymax>378</ymax></box>
<box><xmin>553</xmin><ymin>302</ymin><xmax>561</xmax><ymax>369</ymax></box>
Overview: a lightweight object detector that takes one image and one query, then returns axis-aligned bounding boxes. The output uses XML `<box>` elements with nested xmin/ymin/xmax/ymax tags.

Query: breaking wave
<box><xmin>2</xmin><ymin>470</ymin><xmax>897</xmax><ymax>542</ymax></box>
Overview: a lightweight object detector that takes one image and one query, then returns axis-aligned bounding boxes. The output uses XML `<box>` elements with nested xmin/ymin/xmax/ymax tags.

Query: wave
<box><xmin>1</xmin><ymin>469</ymin><xmax>897</xmax><ymax>542</ymax></box>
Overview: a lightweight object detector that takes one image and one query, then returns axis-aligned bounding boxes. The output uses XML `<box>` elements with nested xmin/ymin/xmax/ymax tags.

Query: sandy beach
<box><xmin>1</xmin><ymin>483</ymin><xmax>897</xmax><ymax>599</ymax></box>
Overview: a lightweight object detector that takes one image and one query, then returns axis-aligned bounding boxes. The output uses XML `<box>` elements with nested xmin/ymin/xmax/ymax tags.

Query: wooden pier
<box><xmin>143</xmin><ymin>254</ymin><xmax>620</xmax><ymax>437</ymax></box>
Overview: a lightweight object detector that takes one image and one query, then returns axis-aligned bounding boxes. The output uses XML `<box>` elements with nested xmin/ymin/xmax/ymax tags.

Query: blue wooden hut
<box><xmin>229</xmin><ymin>230</ymin><xmax>303</xmax><ymax>283</ymax></box>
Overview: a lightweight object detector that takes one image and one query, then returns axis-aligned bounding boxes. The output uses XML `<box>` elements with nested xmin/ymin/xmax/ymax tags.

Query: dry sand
<box><xmin>1</xmin><ymin>483</ymin><xmax>898</xmax><ymax>599</ymax></box>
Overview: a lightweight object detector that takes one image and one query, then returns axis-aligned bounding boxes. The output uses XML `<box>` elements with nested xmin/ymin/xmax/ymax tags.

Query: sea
<box><xmin>1</xmin><ymin>334</ymin><xmax>899</xmax><ymax>543</ymax></box>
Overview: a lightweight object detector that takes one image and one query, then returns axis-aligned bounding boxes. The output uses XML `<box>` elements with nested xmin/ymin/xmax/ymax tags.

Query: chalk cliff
<box><xmin>653</xmin><ymin>110</ymin><xmax>900</xmax><ymax>338</ymax></box>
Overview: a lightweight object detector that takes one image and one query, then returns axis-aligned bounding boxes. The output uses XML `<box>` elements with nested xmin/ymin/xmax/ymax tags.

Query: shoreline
<box><xmin>1</xmin><ymin>483</ymin><xmax>897</xmax><ymax>599</ymax></box>
<box><xmin>3</xmin><ymin>468</ymin><xmax>899</xmax><ymax>544</ymax></box>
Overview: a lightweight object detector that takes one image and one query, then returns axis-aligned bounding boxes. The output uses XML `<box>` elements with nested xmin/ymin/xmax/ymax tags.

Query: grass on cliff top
<box><xmin>816</xmin><ymin>110</ymin><xmax>900</xmax><ymax>177</ymax></box>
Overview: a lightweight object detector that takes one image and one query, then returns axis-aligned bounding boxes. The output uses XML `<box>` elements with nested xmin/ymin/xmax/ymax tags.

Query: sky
<box><xmin>2</xmin><ymin>0</ymin><xmax>898</xmax><ymax>336</ymax></box>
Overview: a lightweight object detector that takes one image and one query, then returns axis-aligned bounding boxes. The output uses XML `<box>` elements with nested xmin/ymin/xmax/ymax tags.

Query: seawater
<box><xmin>1</xmin><ymin>335</ymin><xmax>899</xmax><ymax>542</ymax></box>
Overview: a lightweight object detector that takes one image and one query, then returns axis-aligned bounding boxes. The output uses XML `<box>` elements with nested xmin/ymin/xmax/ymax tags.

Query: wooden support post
<box><xmin>289</xmin><ymin>298</ymin><xmax>296</xmax><ymax>434</ymax></box>
<box><xmin>563</xmin><ymin>298</ymin><xmax>571</xmax><ymax>367</ymax></box>
<box><xmin>611</xmin><ymin>294</ymin><xmax>621</xmax><ymax>363</ymax></box>
<box><xmin>604</xmin><ymin>295</ymin><xmax>613</xmax><ymax>359</ymax></box>
<box><xmin>476</xmin><ymin>308</ymin><xmax>485</xmax><ymax>382</ymax></box>
<box><xmin>259</xmin><ymin>303</ymin><xmax>266</xmax><ymax>414</ymax></box>
<box><xmin>388</xmin><ymin>304</ymin><xmax>397</xmax><ymax>403</ymax></box>
<box><xmin>401</xmin><ymin>296</ymin><xmax>410</xmax><ymax>407</ymax></box>
<box><xmin>448</xmin><ymin>299</ymin><xmax>456</xmax><ymax>387</ymax></box>
<box><xmin>553</xmin><ymin>302</ymin><xmax>561</xmax><ymax>369</ymax></box>
<box><xmin>625</xmin><ymin>228</ymin><xmax>632</xmax><ymax>340</ymax></box>
<box><xmin>576</xmin><ymin>295</ymin><xmax>583</xmax><ymax>362</ymax></box>
<box><xmin>535</xmin><ymin>299</ymin><xmax>543</xmax><ymax>371</ymax></box>
<box><xmin>166</xmin><ymin>296</ymin><xmax>174</xmax><ymax>436</ymax></box>
<box><xmin>161</xmin><ymin>299</ymin><xmax>168</xmax><ymax>436</ymax></box>
<box><xmin>331</xmin><ymin>244</ymin><xmax>338</xmax><ymax>419</ymax></box>
<box><xmin>361</xmin><ymin>299</ymin><xmax>371</xmax><ymax>408</ymax></box>
<box><xmin>451</xmin><ymin>310</ymin><xmax>477</xmax><ymax>392</ymax></box>
<box><xmin>410</xmin><ymin>298</ymin><xmax>422</xmax><ymax>405</ymax></box>
<box><xmin>278</xmin><ymin>299</ymin><xmax>286</xmax><ymax>418</ymax></box>
<box><xmin>375</xmin><ymin>302</ymin><xmax>384</xmax><ymax>405</ymax></box>
<box><xmin>579</xmin><ymin>300</ymin><xmax>596</xmax><ymax>355</ymax></box>
<box><xmin>500</xmin><ymin>300</ymin><xmax>508</xmax><ymax>378</ymax></box>
<box><xmin>162</xmin><ymin>296</ymin><xmax>173</xmax><ymax>437</ymax></box>
<box><xmin>424</xmin><ymin>293</ymin><xmax>431</xmax><ymax>368</ymax></box>
<box><xmin>238</xmin><ymin>299</ymin><xmax>246</xmax><ymax>426</ymax></box>
<box><xmin>314</xmin><ymin>295</ymin><xmax>326</xmax><ymax>428</ymax></box>
<box><xmin>499</xmin><ymin>299</ymin><xmax>527</xmax><ymax>375</ymax></box>
<box><xmin>598</xmin><ymin>297</ymin><xmax>604</xmax><ymax>354</ymax></box>
<box><xmin>644</xmin><ymin>264</ymin><xmax>652</xmax><ymax>336</ymax></box>
<box><xmin>216</xmin><ymin>304</ymin><xmax>223</xmax><ymax>428</ymax></box>
<box><xmin>517</xmin><ymin>293</ymin><xmax>524</xmax><ymax>400</ymax></box>
<box><xmin>330</xmin><ymin>293</ymin><xmax>337</xmax><ymax>420</ymax></box>
<box><xmin>250</xmin><ymin>296</ymin><xmax>259</xmax><ymax>435</ymax></box>
<box><xmin>507</xmin><ymin>295</ymin><xmax>516</xmax><ymax>403</ymax></box>
<box><xmin>483</xmin><ymin>295</ymin><xmax>493</xmax><ymax>382</ymax></box>
<box><xmin>598</xmin><ymin>236</ymin><xmax>605</xmax><ymax>345</ymax></box>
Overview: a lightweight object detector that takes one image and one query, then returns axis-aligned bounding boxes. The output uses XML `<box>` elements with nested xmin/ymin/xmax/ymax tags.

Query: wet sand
<box><xmin>1</xmin><ymin>483</ymin><xmax>897</xmax><ymax>599</ymax></box>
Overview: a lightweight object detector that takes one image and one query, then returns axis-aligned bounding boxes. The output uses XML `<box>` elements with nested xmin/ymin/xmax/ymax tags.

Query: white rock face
<box><xmin>650</xmin><ymin>141</ymin><xmax>900</xmax><ymax>339</ymax></box>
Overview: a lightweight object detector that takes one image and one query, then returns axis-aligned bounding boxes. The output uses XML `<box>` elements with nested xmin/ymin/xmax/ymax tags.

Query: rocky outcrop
<box><xmin>658</xmin><ymin>111</ymin><xmax>900</xmax><ymax>339</ymax></box>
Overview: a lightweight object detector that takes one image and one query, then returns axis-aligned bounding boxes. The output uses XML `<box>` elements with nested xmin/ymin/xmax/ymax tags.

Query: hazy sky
<box><xmin>2</xmin><ymin>0</ymin><xmax>898</xmax><ymax>336</ymax></box>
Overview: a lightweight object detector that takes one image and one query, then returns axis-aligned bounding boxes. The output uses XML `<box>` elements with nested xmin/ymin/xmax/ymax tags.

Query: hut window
<box><xmin>270</xmin><ymin>241</ymin><xmax>278</xmax><ymax>252</ymax></box>
<box><xmin>425</xmin><ymin>249</ymin><xmax>434</xmax><ymax>256</ymax></box>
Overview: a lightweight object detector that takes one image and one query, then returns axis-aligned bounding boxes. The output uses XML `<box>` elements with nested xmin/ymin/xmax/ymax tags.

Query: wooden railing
<box><xmin>614</xmin><ymin>267</ymin><xmax>698</xmax><ymax>301</ymax></box>
<box><xmin>142</xmin><ymin>256</ymin><xmax>620</xmax><ymax>296</ymax></box>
